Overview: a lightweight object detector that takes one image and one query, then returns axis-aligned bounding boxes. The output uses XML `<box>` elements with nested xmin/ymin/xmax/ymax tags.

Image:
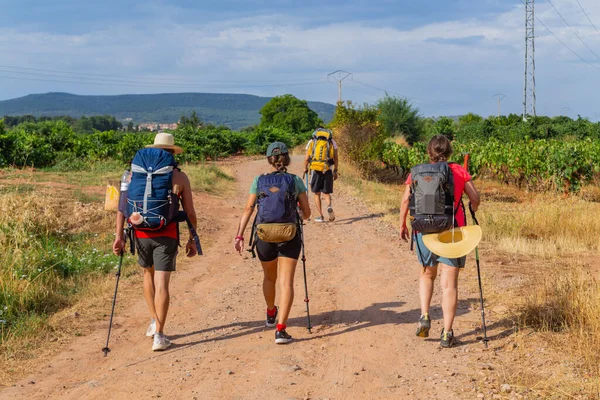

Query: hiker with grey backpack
<box><xmin>112</xmin><ymin>133</ymin><xmax>201</xmax><ymax>352</ymax></box>
<box><xmin>399</xmin><ymin>135</ymin><xmax>481</xmax><ymax>348</ymax></box>
<box><xmin>234</xmin><ymin>142</ymin><xmax>311</xmax><ymax>344</ymax></box>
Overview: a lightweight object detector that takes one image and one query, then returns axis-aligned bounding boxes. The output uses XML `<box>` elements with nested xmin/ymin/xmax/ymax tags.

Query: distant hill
<box><xmin>0</xmin><ymin>92</ymin><xmax>336</xmax><ymax>130</ymax></box>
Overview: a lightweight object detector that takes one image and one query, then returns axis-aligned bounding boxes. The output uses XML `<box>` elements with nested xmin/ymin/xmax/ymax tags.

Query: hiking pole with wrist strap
<box><xmin>469</xmin><ymin>202</ymin><xmax>489</xmax><ymax>348</ymax></box>
<box><xmin>297</xmin><ymin>216</ymin><xmax>313</xmax><ymax>333</ymax></box>
<box><xmin>102</xmin><ymin>229</ymin><xmax>127</xmax><ymax>357</ymax></box>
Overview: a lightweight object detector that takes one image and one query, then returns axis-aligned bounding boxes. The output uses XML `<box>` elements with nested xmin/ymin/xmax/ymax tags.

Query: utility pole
<box><xmin>327</xmin><ymin>70</ymin><xmax>353</xmax><ymax>103</ymax></box>
<box><xmin>524</xmin><ymin>0</ymin><xmax>536</xmax><ymax>121</ymax></box>
<box><xmin>492</xmin><ymin>93</ymin><xmax>506</xmax><ymax>117</ymax></box>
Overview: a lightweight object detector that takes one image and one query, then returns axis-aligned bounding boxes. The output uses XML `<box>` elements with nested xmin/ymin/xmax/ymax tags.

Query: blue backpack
<box><xmin>249</xmin><ymin>173</ymin><xmax>298</xmax><ymax>253</ymax></box>
<box><xmin>126</xmin><ymin>148</ymin><xmax>179</xmax><ymax>231</ymax></box>
<box><xmin>256</xmin><ymin>173</ymin><xmax>297</xmax><ymax>225</ymax></box>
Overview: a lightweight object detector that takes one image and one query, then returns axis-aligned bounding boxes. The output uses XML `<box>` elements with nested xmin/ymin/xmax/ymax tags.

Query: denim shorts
<box><xmin>414</xmin><ymin>232</ymin><xmax>466</xmax><ymax>268</ymax></box>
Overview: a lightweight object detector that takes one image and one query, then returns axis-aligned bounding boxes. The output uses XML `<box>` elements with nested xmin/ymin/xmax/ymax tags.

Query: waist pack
<box><xmin>126</xmin><ymin>148</ymin><xmax>179</xmax><ymax>231</ymax></box>
<box><xmin>308</xmin><ymin>128</ymin><xmax>335</xmax><ymax>172</ymax></box>
<box><xmin>409</xmin><ymin>162</ymin><xmax>455</xmax><ymax>233</ymax></box>
<box><xmin>254</xmin><ymin>172</ymin><xmax>297</xmax><ymax>243</ymax></box>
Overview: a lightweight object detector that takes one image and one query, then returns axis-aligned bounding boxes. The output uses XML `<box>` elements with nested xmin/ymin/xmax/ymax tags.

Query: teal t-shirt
<box><xmin>249</xmin><ymin>174</ymin><xmax>307</xmax><ymax>197</ymax></box>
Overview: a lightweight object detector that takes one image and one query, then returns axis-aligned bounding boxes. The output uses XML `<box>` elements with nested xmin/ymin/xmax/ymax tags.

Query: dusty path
<box><xmin>1</xmin><ymin>157</ymin><xmax>502</xmax><ymax>400</ymax></box>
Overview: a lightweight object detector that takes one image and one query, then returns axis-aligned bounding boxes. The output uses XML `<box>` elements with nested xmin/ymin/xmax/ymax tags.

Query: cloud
<box><xmin>0</xmin><ymin>0</ymin><xmax>599</xmax><ymax>118</ymax></box>
<box><xmin>425</xmin><ymin>35</ymin><xmax>486</xmax><ymax>46</ymax></box>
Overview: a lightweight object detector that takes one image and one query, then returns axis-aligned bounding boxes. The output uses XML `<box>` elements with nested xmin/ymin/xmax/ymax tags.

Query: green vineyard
<box><xmin>381</xmin><ymin>139</ymin><xmax>600</xmax><ymax>192</ymax></box>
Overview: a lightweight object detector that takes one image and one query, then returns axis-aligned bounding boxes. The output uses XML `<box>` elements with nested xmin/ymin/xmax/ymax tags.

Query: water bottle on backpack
<box><xmin>118</xmin><ymin>169</ymin><xmax>130</xmax><ymax>214</ymax></box>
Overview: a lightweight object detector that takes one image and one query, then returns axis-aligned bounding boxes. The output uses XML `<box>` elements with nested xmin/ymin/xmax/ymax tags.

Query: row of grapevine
<box><xmin>0</xmin><ymin>120</ymin><xmax>310</xmax><ymax>169</ymax></box>
<box><xmin>381</xmin><ymin>139</ymin><xmax>600</xmax><ymax>192</ymax></box>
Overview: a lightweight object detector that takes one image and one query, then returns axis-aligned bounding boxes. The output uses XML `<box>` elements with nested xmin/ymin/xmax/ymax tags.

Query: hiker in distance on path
<box><xmin>399</xmin><ymin>135</ymin><xmax>480</xmax><ymax>348</ymax></box>
<box><xmin>112</xmin><ymin>132</ymin><xmax>199</xmax><ymax>352</ymax></box>
<box><xmin>234</xmin><ymin>142</ymin><xmax>311</xmax><ymax>344</ymax></box>
<box><xmin>304</xmin><ymin>127</ymin><xmax>338</xmax><ymax>223</ymax></box>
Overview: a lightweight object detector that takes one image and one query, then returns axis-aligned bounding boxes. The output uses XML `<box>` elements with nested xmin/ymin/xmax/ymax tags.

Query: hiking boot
<box><xmin>146</xmin><ymin>319</ymin><xmax>156</xmax><ymax>338</ymax></box>
<box><xmin>440</xmin><ymin>329</ymin><xmax>456</xmax><ymax>348</ymax></box>
<box><xmin>327</xmin><ymin>207</ymin><xmax>335</xmax><ymax>222</ymax></box>
<box><xmin>314</xmin><ymin>216</ymin><xmax>325</xmax><ymax>223</ymax></box>
<box><xmin>152</xmin><ymin>333</ymin><xmax>172</xmax><ymax>351</ymax></box>
<box><xmin>415</xmin><ymin>314</ymin><xmax>431</xmax><ymax>338</ymax></box>
<box><xmin>266</xmin><ymin>307</ymin><xmax>278</xmax><ymax>328</ymax></box>
<box><xmin>275</xmin><ymin>329</ymin><xmax>293</xmax><ymax>344</ymax></box>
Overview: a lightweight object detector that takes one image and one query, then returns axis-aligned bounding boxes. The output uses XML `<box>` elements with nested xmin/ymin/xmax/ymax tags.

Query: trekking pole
<box><xmin>102</xmin><ymin>238</ymin><xmax>126</xmax><ymax>357</ymax></box>
<box><xmin>469</xmin><ymin>203</ymin><xmax>489</xmax><ymax>348</ymax></box>
<box><xmin>298</xmin><ymin>219</ymin><xmax>313</xmax><ymax>333</ymax></box>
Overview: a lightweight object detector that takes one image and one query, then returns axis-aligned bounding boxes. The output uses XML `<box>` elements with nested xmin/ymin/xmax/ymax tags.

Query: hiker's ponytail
<box><xmin>427</xmin><ymin>134</ymin><xmax>453</xmax><ymax>163</ymax></box>
<box><xmin>267</xmin><ymin>153</ymin><xmax>290</xmax><ymax>172</ymax></box>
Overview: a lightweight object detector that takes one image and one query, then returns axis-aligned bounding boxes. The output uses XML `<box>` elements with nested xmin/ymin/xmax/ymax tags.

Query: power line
<box><xmin>546</xmin><ymin>0</ymin><xmax>600</xmax><ymax>61</ymax></box>
<box><xmin>0</xmin><ymin>71</ymin><xmax>328</xmax><ymax>90</ymax></box>
<box><xmin>352</xmin><ymin>80</ymin><xmax>481</xmax><ymax>107</ymax></box>
<box><xmin>0</xmin><ymin>64</ymin><xmax>325</xmax><ymax>85</ymax></box>
<box><xmin>575</xmin><ymin>0</ymin><xmax>600</xmax><ymax>40</ymax></box>
<box><xmin>519</xmin><ymin>0</ymin><xmax>600</xmax><ymax>73</ymax></box>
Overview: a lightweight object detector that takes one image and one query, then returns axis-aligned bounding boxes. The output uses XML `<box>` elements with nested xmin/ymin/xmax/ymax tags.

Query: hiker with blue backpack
<box><xmin>234</xmin><ymin>142</ymin><xmax>311</xmax><ymax>344</ymax></box>
<box><xmin>304</xmin><ymin>127</ymin><xmax>338</xmax><ymax>223</ymax></box>
<box><xmin>112</xmin><ymin>132</ymin><xmax>200</xmax><ymax>352</ymax></box>
<box><xmin>399</xmin><ymin>135</ymin><xmax>481</xmax><ymax>348</ymax></box>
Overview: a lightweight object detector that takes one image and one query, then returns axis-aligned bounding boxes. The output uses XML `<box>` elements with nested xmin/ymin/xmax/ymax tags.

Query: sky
<box><xmin>1</xmin><ymin>0</ymin><xmax>599</xmax><ymax>118</ymax></box>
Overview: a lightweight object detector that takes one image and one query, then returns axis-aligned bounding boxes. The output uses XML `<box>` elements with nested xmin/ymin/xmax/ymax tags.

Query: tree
<box><xmin>433</xmin><ymin>117</ymin><xmax>456</xmax><ymax>141</ymax></box>
<box><xmin>458</xmin><ymin>113</ymin><xmax>482</xmax><ymax>127</ymax></box>
<box><xmin>376</xmin><ymin>95</ymin><xmax>422</xmax><ymax>144</ymax></box>
<box><xmin>259</xmin><ymin>94</ymin><xmax>322</xmax><ymax>134</ymax></box>
<box><xmin>178</xmin><ymin>110</ymin><xmax>203</xmax><ymax>129</ymax></box>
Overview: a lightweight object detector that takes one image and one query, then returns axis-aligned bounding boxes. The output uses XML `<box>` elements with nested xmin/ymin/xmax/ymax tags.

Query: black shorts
<box><xmin>256</xmin><ymin>234</ymin><xmax>302</xmax><ymax>262</ymax></box>
<box><xmin>135</xmin><ymin>237</ymin><xmax>178</xmax><ymax>272</ymax></box>
<box><xmin>310</xmin><ymin>170</ymin><xmax>334</xmax><ymax>194</ymax></box>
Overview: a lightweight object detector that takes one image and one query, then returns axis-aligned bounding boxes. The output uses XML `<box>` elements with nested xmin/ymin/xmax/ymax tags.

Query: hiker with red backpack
<box><xmin>304</xmin><ymin>127</ymin><xmax>338</xmax><ymax>222</ymax></box>
<box><xmin>399</xmin><ymin>135</ymin><xmax>481</xmax><ymax>348</ymax></box>
<box><xmin>112</xmin><ymin>132</ymin><xmax>200</xmax><ymax>352</ymax></box>
<box><xmin>234</xmin><ymin>142</ymin><xmax>311</xmax><ymax>344</ymax></box>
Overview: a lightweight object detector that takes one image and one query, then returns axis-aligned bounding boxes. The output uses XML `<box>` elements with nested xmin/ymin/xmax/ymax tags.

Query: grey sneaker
<box><xmin>440</xmin><ymin>329</ymin><xmax>456</xmax><ymax>348</ymax></box>
<box><xmin>327</xmin><ymin>207</ymin><xmax>335</xmax><ymax>222</ymax></box>
<box><xmin>152</xmin><ymin>333</ymin><xmax>172</xmax><ymax>351</ymax></box>
<box><xmin>146</xmin><ymin>319</ymin><xmax>156</xmax><ymax>337</ymax></box>
<box><xmin>415</xmin><ymin>314</ymin><xmax>431</xmax><ymax>338</ymax></box>
<box><xmin>314</xmin><ymin>216</ymin><xmax>325</xmax><ymax>223</ymax></box>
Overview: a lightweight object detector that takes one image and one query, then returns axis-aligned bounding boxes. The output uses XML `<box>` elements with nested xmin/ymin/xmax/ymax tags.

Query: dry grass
<box><xmin>518</xmin><ymin>265</ymin><xmax>600</xmax><ymax>367</ymax></box>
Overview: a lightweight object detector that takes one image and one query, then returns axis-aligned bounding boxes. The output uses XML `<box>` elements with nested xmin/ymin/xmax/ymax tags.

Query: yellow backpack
<box><xmin>308</xmin><ymin>129</ymin><xmax>335</xmax><ymax>172</ymax></box>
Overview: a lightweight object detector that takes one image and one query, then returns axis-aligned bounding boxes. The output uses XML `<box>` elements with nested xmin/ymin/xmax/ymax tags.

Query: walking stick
<box><xmin>102</xmin><ymin>232</ymin><xmax>127</xmax><ymax>357</ymax></box>
<box><xmin>297</xmin><ymin>218</ymin><xmax>313</xmax><ymax>333</ymax></box>
<box><xmin>464</xmin><ymin>153</ymin><xmax>489</xmax><ymax>348</ymax></box>
<box><xmin>469</xmin><ymin>203</ymin><xmax>489</xmax><ymax>348</ymax></box>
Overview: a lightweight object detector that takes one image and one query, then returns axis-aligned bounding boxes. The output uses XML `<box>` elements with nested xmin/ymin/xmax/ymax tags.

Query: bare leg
<box><xmin>419</xmin><ymin>265</ymin><xmax>438</xmax><ymax>316</ymax></box>
<box><xmin>322</xmin><ymin>193</ymin><xmax>332</xmax><ymax>208</ymax></box>
<box><xmin>277</xmin><ymin>257</ymin><xmax>298</xmax><ymax>325</ymax></box>
<box><xmin>313</xmin><ymin>193</ymin><xmax>323</xmax><ymax>218</ymax></box>
<box><xmin>261</xmin><ymin>259</ymin><xmax>278</xmax><ymax>310</ymax></box>
<box><xmin>153</xmin><ymin>271</ymin><xmax>172</xmax><ymax>334</ymax></box>
<box><xmin>440</xmin><ymin>264</ymin><xmax>460</xmax><ymax>332</ymax></box>
<box><xmin>143</xmin><ymin>267</ymin><xmax>158</xmax><ymax>321</ymax></box>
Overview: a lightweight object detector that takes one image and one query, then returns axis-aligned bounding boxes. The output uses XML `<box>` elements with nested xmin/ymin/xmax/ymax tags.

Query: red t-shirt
<box><xmin>405</xmin><ymin>163</ymin><xmax>472</xmax><ymax>227</ymax></box>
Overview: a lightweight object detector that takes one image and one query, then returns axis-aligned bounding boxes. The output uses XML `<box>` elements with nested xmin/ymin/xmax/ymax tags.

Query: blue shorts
<box><xmin>414</xmin><ymin>232</ymin><xmax>466</xmax><ymax>268</ymax></box>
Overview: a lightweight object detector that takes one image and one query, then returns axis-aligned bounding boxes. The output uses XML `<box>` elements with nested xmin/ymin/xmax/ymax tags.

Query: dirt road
<box><xmin>1</xmin><ymin>157</ymin><xmax>502</xmax><ymax>399</ymax></box>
